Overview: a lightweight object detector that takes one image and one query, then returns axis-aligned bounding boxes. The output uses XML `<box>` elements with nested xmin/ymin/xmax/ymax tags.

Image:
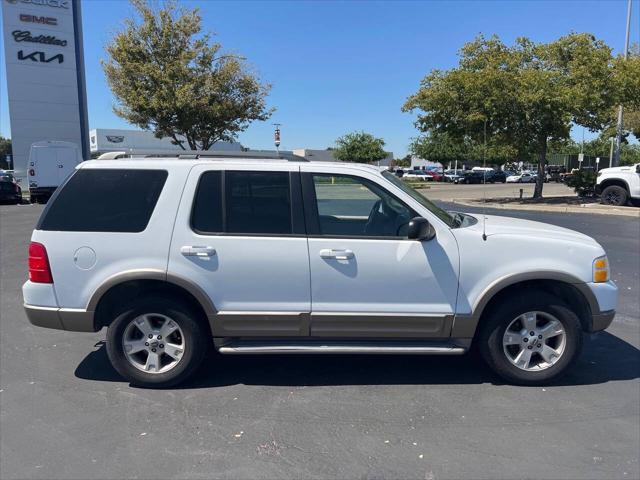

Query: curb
<box><xmin>452</xmin><ymin>199</ymin><xmax>640</xmax><ymax>218</ymax></box>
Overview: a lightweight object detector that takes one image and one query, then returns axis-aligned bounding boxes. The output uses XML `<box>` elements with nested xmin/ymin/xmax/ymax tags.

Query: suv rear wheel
<box><xmin>478</xmin><ymin>292</ymin><xmax>583</xmax><ymax>385</ymax></box>
<box><xmin>106</xmin><ymin>296</ymin><xmax>209</xmax><ymax>388</ymax></box>
<box><xmin>601</xmin><ymin>185</ymin><xmax>628</xmax><ymax>206</ymax></box>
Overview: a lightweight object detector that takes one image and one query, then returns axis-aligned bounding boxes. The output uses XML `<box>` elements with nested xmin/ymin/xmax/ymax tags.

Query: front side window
<box><xmin>312</xmin><ymin>174</ymin><xmax>414</xmax><ymax>237</ymax></box>
<box><xmin>381</xmin><ymin>171</ymin><xmax>456</xmax><ymax>227</ymax></box>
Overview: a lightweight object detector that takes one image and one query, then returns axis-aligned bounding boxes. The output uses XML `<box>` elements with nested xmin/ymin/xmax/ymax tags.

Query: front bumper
<box><xmin>24</xmin><ymin>304</ymin><xmax>96</xmax><ymax>332</ymax></box>
<box><xmin>578</xmin><ymin>281</ymin><xmax>618</xmax><ymax>332</ymax></box>
<box><xmin>591</xmin><ymin>309</ymin><xmax>616</xmax><ymax>332</ymax></box>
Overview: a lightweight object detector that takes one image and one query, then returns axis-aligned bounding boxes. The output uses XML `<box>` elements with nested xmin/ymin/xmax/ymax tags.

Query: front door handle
<box><xmin>319</xmin><ymin>249</ymin><xmax>354</xmax><ymax>260</ymax></box>
<box><xmin>181</xmin><ymin>245</ymin><xmax>216</xmax><ymax>257</ymax></box>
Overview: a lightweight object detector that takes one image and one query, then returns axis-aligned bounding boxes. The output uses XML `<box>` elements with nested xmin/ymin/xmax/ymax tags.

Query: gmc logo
<box><xmin>17</xmin><ymin>50</ymin><xmax>64</xmax><ymax>64</ymax></box>
<box><xmin>19</xmin><ymin>14</ymin><xmax>57</xmax><ymax>25</ymax></box>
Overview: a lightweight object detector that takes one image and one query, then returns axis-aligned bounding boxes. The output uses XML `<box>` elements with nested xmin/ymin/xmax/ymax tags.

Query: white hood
<box><xmin>476</xmin><ymin>214</ymin><xmax>597</xmax><ymax>245</ymax></box>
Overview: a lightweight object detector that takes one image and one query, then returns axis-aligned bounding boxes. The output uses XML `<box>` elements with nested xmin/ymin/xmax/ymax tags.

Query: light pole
<box><xmin>613</xmin><ymin>0</ymin><xmax>633</xmax><ymax>167</ymax></box>
<box><xmin>273</xmin><ymin>123</ymin><xmax>281</xmax><ymax>156</ymax></box>
<box><xmin>609</xmin><ymin>137</ymin><xmax>615</xmax><ymax>167</ymax></box>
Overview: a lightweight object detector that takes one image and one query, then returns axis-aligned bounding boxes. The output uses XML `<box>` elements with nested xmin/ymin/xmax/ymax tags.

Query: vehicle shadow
<box><xmin>75</xmin><ymin>331</ymin><xmax>640</xmax><ymax>389</ymax></box>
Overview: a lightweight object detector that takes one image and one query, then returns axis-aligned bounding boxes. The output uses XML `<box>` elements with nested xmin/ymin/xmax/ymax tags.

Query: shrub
<box><xmin>566</xmin><ymin>170</ymin><xmax>597</xmax><ymax>197</ymax></box>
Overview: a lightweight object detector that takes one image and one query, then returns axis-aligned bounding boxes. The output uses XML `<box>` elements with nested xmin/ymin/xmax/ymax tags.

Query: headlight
<box><xmin>597</xmin><ymin>171</ymin><xmax>602</xmax><ymax>177</ymax></box>
<box><xmin>593</xmin><ymin>255</ymin><xmax>610</xmax><ymax>283</ymax></box>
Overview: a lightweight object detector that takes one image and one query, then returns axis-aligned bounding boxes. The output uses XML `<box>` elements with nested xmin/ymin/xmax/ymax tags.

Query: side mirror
<box><xmin>636</xmin><ymin>164</ymin><xmax>640</xmax><ymax>174</ymax></box>
<box><xmin>407</xmin><ymin>216</ymin><xmax>436</xmax><ymax>241</ymax></box>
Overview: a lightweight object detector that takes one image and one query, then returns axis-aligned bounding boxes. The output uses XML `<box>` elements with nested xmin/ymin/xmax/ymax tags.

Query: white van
<box><xmin>28</xmin><ymin>141</ymin><xmax>83</xmax><ymax>204</ymax></box>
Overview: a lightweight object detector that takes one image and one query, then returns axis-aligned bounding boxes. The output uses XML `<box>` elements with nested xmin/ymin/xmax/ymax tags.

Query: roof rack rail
<box><xmin>95</xmin><ymin>149</ymin><xmax>309</xmax><ymax>162</ymax></box>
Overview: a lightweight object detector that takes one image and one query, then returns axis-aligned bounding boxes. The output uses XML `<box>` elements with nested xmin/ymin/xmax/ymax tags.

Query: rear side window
<box><xmin>191</xmin><ymin>171</ymin><xmax>223</xmax><ymax>233</ymax></box>
<box><xmin>38</xmin><ymin>169</ymin><xmax>167</xmax><ymax>232</ymax></box>
<box><xmin>225</xmin><ymin>171</ymin><xmax>291</xmax><ymax>234</ymax></box>
<box><xmin>191</xmin><ymin>170</ymin><xmax>292</xmax><ymax>235</ymax></box>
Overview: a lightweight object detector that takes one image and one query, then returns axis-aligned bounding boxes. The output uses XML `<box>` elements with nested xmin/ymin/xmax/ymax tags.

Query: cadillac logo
<box><xmin>106</xmin><ymin>136</ymin><xmax>125</xmax><ymax>143</ymax></box>
<box><xmin>12</xmin><ymin>30</ymin><xmax>67</xmax><ymax>46</ymax></box>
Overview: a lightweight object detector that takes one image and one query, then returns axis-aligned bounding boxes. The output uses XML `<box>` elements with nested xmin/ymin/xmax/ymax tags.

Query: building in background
<box><xmin>292</xmin><ymin>148</ymin><xmax>393</xmax><ymax>166</ymax></box>
<box><xmin>410</xmin><ymin>156</ymin><xmax>443</xmax><ymax>170</ymax></box>
<box><xmin>1</xmin><ymin>0</ymin><xmax>89</xmax><ymax>185</ymax></box>
<box><xmin>90</xmin><ymin>128</ymin><xmax>243</xmax><ymax>155</ymax></box>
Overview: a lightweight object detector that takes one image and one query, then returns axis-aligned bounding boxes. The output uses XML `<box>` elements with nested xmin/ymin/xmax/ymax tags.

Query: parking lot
<box><xmin>0</xmin><ymin>203</ymin><xmax>638</xmax><ymax>479</ymax></box>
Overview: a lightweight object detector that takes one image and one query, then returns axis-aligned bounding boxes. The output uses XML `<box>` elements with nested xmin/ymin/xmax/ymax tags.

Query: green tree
<box><xmin>410</xmin><ymin>131</ymin><xmax>517</xmax><ymax>166</ymax></box>
<box><xmin>393</xmin><ymin>154</ymin><xmax>411</xmax><ymax>167</ymax></box>
<box><xmin>0</xmin><ymin>137</ymin><xmax>11</xmax><ymax>169</ymax></box>
<box><xmin>404</xmin><ymin>33</ymin><xmax>640</xmax><ymax>198</ymax></box>
<box><xmin>103</xmin><ymin>0</ymin><xmax>273</xmax><ymax>150</ymax></box>
<box><xmin>333</xmin><ymin>131</ymin><xmax>387</xmax><ymax>163</ymax></box>
<box><xmin>625</xmin><ymin>109</ymin><xmax>640</xmax><ymax>138</ymax></box>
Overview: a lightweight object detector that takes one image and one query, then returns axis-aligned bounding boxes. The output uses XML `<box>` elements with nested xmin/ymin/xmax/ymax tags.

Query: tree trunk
<box><xmin>533</xmin><ymin>138</ymin><xmax>547</xmax><ymax>199</ymax></box>
<box><xmin>171</xmin><ymin>134</ymin><xmax>186</xmax><ymax>150</ymax></box>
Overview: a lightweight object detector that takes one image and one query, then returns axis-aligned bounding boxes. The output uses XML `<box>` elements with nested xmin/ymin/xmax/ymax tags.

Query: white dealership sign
<box><xmin>1</xmin><ymin>0</ymin><xmax>88</xmax><ymax>183</ymax></box>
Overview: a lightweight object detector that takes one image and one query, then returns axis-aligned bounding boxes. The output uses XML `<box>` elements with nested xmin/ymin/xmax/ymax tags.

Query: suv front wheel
<box><xmin>106</xmin><ymin>296</ymin><xmax>210</xmax><ymax>388</ymax></box>
<box><xmin>601</xmin><ymin>185</ymin><xmax>628</xmax><ymax>206</ymax></box>
<box><xmin>478</xmin><ymin>292</ymin><xmax>583</xmax><ymax>385</ymax></box>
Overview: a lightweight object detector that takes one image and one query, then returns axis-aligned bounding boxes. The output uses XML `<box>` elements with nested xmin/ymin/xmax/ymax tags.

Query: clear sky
<box><xmin>1</xmin><ymin>0</ymin><xmax>638</xmax><ymax>157</ymax></box>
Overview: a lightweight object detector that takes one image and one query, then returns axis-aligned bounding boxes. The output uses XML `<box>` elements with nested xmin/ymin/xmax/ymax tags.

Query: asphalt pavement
<box><xmin>0</xmin><ymin>203</ymin><xmax>638</xmax><ymax>480</ymax></box>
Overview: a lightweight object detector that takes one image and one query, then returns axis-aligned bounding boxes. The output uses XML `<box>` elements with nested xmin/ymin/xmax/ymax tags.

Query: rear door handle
<box><xmin>181</xmin><ymin>245</ymin><xmax>216</xmax><ymax>257</ymax></box>
<box><xmin>319</xmin><ymin>249</ymin><xmax>354</xmax><ymax>260</ymax></box>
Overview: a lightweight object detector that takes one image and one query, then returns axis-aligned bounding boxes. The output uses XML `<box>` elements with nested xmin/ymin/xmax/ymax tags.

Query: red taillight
<box><xmin>28</xmin><ymin>242</ymin><xmax>53</xmax><ymax>283</ymax></box>
<box><xmin>29</xmin><ymin>169</ymin><xmax>35</xmax><ymax>176</ymax></box>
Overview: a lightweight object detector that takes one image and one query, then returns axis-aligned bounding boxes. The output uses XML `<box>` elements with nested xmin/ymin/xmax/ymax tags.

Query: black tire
<box><xmin>601</xmin><ymin>185</ymin><xmax>628</xmax><ymax>206</ymax></box>
<box><xmin>477</xmin><ymin>291</ymin><xmax>583</xmax><ymax>385</ymax></box>
<box><xmin>106</xmin><ymin>296</ymin><xmax>210</xmax><ymax>388</ymax></box>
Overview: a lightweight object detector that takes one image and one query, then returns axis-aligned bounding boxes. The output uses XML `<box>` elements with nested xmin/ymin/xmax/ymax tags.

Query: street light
<box><xmin>272</xmin><ymin>123</ymin><xmax>281</xmax><ymax>155</ymax></box>
<box><xmin>613</xmin><ymin>0</ymin><xmax>633</xmax><ymax>167</ymax></box>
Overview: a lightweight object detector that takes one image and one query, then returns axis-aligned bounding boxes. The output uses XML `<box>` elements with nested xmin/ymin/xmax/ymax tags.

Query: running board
<box><xmin>217</xmin><ymin>340</ymin><xmax>467</xmax><ymax>355</ymax></box>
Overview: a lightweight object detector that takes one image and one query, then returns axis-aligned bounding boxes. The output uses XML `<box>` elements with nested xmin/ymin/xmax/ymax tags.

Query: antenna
<box><xmin>482</xmin><ymin>118</ymin><xmax>488</xmax><ymax>241</ymax></box>
<box><xmin>273</xmin><ymin>123</ymin><xmax>282</xmax><ymax>155</ymax></box>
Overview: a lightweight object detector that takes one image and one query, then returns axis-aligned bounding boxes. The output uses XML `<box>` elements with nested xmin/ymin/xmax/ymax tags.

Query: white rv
<box><xmin>28</xmin><ymin>141</ymin><xmax>83</xmax><ymax>204</ymax></box>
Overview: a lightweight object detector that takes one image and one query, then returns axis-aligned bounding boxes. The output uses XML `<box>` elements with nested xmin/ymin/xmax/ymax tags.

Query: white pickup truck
<box><xmin>596</xmin><ymin>163</ymin><xmax>640</xmax><ymax>206</ymax></box>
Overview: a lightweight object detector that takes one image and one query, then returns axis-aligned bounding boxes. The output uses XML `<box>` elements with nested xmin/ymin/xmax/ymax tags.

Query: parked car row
<box><xmin>0</xmin><ymin>171</ymin><xmax>23</xmax><ymax>204</ymax></box>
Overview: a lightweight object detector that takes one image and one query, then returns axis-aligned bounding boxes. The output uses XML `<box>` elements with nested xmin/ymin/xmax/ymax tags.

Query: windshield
<box><xmin>382</xmin><ymin>171</ymin><xmax>456</xmax><ymax>227</ymax></box>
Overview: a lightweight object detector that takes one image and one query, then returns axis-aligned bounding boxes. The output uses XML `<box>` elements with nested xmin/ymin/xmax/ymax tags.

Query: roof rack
<box><xmin>96</xmin><ymin>149</ymin><xmax>308</xmax><ymax>162</ymax></box>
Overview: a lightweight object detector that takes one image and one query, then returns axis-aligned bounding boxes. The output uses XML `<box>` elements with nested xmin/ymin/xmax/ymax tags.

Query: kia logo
<box><xmin>19</xmin><ymin>14</ymin><xmax>57</xmax><ymax>25</ymax></box>
<box><xmin>17</xmin><ymin>50</ymin><xmax>64</xmax><ymax>64</ymax></box>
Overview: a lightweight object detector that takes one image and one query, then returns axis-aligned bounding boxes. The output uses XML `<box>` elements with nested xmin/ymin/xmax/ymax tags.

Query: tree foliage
<box><xmin>548</xmin><ymin>136</ymin><xmax>640</xmax><ymax>166</ymax></box>
<box><xmin>0</xmin><ymin>137</ymin><xmax>11</xmax><ymax>169</ymax></box>
<box><xmin>409</xmin><ymin>131</ymin><xmax>516</xmax><ymax>165</ymax></box>
<box><xmin>0</xmin><ymin>136</ymin><xmax>11</xmax><ymax>159</ymax></box>
<box><xmin>103</xmin><ymin>0</ymin><xmax>273</xmax><ymax>150</ymax></box>
<box><xmin>403</xmin><ymin>33</ymin><xmax>640</xmax><ymax>197</ymax></box>
<box><xmin>333</xmin><ymin>131</ymin><xmax>387</xmax><ymax>163</ymax></box>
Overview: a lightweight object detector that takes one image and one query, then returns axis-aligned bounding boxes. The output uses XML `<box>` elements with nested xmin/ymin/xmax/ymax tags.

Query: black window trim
<box><xmin>301</xmin><ymin>172</ymin><xmax>419</xmax><ymax>241</ymax></box>
<box><xmin>190</xmin><ymin>169</ymin><xmax>307</xmax><ymax>237</ymax></box>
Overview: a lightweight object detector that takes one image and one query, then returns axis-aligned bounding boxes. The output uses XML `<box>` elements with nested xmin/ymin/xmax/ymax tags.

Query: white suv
<box><xmin>23</xmin><ymin>156</ymin><xmax>618</xmax><ymax>387</ymax></box>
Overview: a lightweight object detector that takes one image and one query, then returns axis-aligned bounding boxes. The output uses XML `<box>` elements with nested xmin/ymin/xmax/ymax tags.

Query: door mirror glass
<box><xmin>407</xmin><ymin>216</ymin><xmax>436</xmax><ymax>241</ymax></box>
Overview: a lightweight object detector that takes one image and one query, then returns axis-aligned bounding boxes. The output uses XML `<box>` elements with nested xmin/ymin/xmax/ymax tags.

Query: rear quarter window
<box><xmin>38</xmin><ymin>169</ymin><xmax>168</xmax><ymax>232</ymax></box>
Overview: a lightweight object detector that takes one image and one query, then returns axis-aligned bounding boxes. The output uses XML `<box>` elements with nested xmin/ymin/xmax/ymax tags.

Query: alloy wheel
<box><xmin>502</xmin><ymin>311</ymin><xmax>566</xmax><ymax>371</ymax></box>
<box><xmin>122</xmin><ymin>313</ymin><xmax>185</xmax><ymax>374</ymax></box>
